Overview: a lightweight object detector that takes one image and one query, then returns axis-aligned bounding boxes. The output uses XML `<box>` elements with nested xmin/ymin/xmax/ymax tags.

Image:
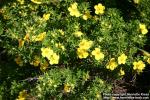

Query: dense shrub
<box><xmin>0</xmin><ymin>0</ymin><xmax>150</xmax><ymax>99</ymax></box>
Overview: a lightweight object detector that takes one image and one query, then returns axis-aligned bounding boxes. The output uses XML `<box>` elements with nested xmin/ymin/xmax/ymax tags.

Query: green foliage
<box><xmin>0</xmin><ymin>0</ymin><xmax>150</xmax><ymax>99</ymax></box>
<box><xmin>30</xmin><ymin>68</ymin><xmax>112</xmax><ymax>99</ymax></box>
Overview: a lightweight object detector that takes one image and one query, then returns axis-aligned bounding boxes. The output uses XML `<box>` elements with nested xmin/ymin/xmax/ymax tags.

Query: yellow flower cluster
<box><xmin>91</xmin><ymin>48</ymin><xmax>104</xmax><ymax>61</ymax></box>
<box><xmin>118</xmin><ymin>54</ymin><xmax>127</xmax><ymax>64</ymax></box>
<box><xmin>94</xmin><ymin>3</ymin><xmax>105</xmax><ymax>15</ymax></box>
<box><xmin>139</xmin><ymin>23</ymin><xmax>148</xmax><ymax>35</ymax></box>
<box><xmin>16</xmin><ymin>90</ymin><xmax>27</xmax><ymax>100</ymax></box>
<box><xmin>31</xmin><ymin>0</ymin><xmax>42</xmax><ymax>4</ymax></box>
<box><xmin>68</xmin><ymin>2</ymin><xmax>81</xmax><ymax>17</ymax></box>
<box><xmin>68</xmin><ymin>2</ymin><xmax>105</xmax><ymax>19</ymax></box>
<box><xmin>41</xmin><ymin>47</ymin><xmax>59</xmax><ymax>65</ymax></box>
<box><xmin>32</xmin><ymin>32</ymin><xmax>46</xmax><ymax>42</ymax></box>
<box><xmin>106</xmin><ymin>53</ymin><xmax>127</xmax><ymax>71</ymax></box>
<box><xmin>77</xmin><ymin>39</ymin><xmax>93</xmax><ymax>59</ymax></box>
<box><xmin>106</xmin><ymin>58</ymin><xmax>118</xmax><ymax>70</ymax></box>
<box><xmin>133</xmin><ymin>60</ymin><xmax>145</xmax><ymax>73</ymax></box>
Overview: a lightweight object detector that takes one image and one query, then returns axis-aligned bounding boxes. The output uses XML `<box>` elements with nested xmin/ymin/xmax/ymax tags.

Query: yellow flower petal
<box><xmin>31</xmin><ymin>0</ymin><xmax>42</xmax><ymax>4</ymax></box>
<box><xmin>17</xmin><ymin>90</ymin><xmax>27</xmax><ymax>100</ymax></box>
<box><xmin>64</xmin><ymin>84</ymin><xmax>71</xmax><ymax>93</ymax></box>
<box><xmin>74</xmin><ymin>31</ymin><xmax>83</xmax><ymax>37</ymax></box>
<box><xmin>77</xmin><ymin>48</ymin><xmax>89</xmax><ymax>59</ymax></box>
<box><xmin>147</xmin><ymin>58</ymin><xmax>150</xmax><ymax>64</ymax></box>
<box><xmin>133</xmin><ymin>0</ymin><xmax>140</xmax><ymax>4</ymax></box>
<box><xmin>139</xmin><ymin>23</ymin><xmax>148</xmax><ymax>35</ymax></box>
<box><xmin>32</xmin><ymin>32</ymin><xmax>46</xmax><ymax>42</ymax></box>
<box><xmin>43</xmin><ymin>13</ymin><xmax>50</xmax><ymax>21</ymax></box>
<box><xmin>83</xmin><ymin>11</ymin><xmax>91</xmax><ymax>20</ymax></box>
<box><xmin>41</xmin><ymin>47</ymin><xmax>54</xmax><ymax>58</ymax></box>
<box><xmin>68</xmin><ymin>2</ymin><xmax>81</xmax><ymax>17</ymax></box>
<box><xmin>106</xmin><ymin>58</ymin><xmax>118</xmax><ymax>70</ymax></box>
<box><xmin>79</xmin><ymin>39</ymin><xmax>93</xmax><ymax>50</ymax></box>
<box><xmin>94</xmin><ymin>3</ymin><xmax>105</xmax><ymax>15</ymax></box>
<box><xmin>120</xmin><ymin>69</ymin><xmax>125</xmax><ymax>76</ymax></box>
<box><xmin>18</xmin><ymin>39</ymin><xmax>24</xmax><ymax>48</ymax></box>
<box><xmin>48</xmin><ymin>53</ymin><xmax>59</xmax><ymax>65</ymax></box>
<box><xmin>118</xmin><ymin>53</ymin><xmax>127</xmax><ymax>64</ymax></box>
<box><xmin>91</xmin><ymin>48</ymin><xmax>104</xmax><ymax>60</ymax></box>
<box><xmin>133</xmin><ymin>60</ymin><xmax>145</xmax><ymax>73</ymax></box>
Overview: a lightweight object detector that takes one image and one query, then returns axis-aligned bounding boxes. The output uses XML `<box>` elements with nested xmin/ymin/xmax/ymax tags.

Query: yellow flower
<box><xmin>43</xmin><ymin>13</ymin><xmax>50</xmax><ymax>21</ymax></box>
<box><xmin>32</xmin><ymin>32</ymin><xmax>46</xmax><ymax>42</ymax></box>
<box><xmin>79</xmin><ymin>39</ymin><xmax>93</xmax><ymax>50</ymax></box>
<box><xmin>133</xmin><ymin>0</ymin><xmax>140</xmax><ymax>4</ymax></box>
<box><xmin>64</xmin><ymin>83</ymin><xmax>74</xmax><ymax>93</ymax></box>
<box><xmin>18</xmin><ymin>39</ymin><xmax>24</xmax><ymax>48</ymax></box>
<box><xmin>139</xmin><ymin>23</ymin><xmax>148</xmax><ymax>35</ymax></box>
<box><xmin>94</xmin><ymin>3</ymin><xmax>105</xmax><ymax>15</ymax></box>
<box><xmin>31</xmin><ymin>0</ymin><xmax>42</xmax><ymax>4</ymax></box>
<box><xmin>120</xmin><ymin>69</ymin><xmax>125</xmax><ymax>76</ymax></box>
<box><xmin>68</xmin><ymin>2</ymin><xmax>81</xmax><ymax>17</ymax></box>
<box><xmin>17</xmin><ymin>0</ymin><xmax>24</xmax><ymax>4</ymax></box>
<box><xmin>91</xmin><ymin>48</ymin><xmax>104</xmax><ymax>60</ymax></box>
<box><xmin>83</xmin><ymin>11</ymin><xmax>92</xmax><ymax>20</ymax></box>
<box><xmin>15</xmin><ymin>56</ymin><xmax>23</xmax><ymax>67</ymax></box>
<box><xmin>147</xmin><ymin>58</ymin><xmax>150</xmax><ymax>64</ymax></box>
<box><xmin>16</xmin><ymin>90</ymin><xmax>27</xmax><ymax>100</ymax></box>
<box><xmin>64</xmin><ymin>84</ymin><xmax>71</xmax><ymax>93</ymax></box>
<box><xmin>106</xmin><ymin>58</ymin><xmax>118</xmax><ymax>70</ymax></box>
<box><xmin>77</xmin><ymin>48</ymin><xmax>89</xmax><ymax>59</ymax></box>
<box><xmin>48</xmin><ymin>53</ymin><xmax>59</xmax><ymax>65</ymax></box>
<box><xmin>41</xmin><ymin>47</ymin><xmax>54</xmax><ymax>58</ymax></box>
<box><xmin>74</xmin><ymin>31</ymin><xmax>83</xmax><ymax>37</ymax></box>
<box><xmin>40</xmin><ymin>61</ymin><xmax>49</xmax><ymax>71</ymax></box>
<box><xmin>133</xmin><ymin>60</ymin><xmax>145</xmax><ymax>73</ymax></box>
<box><xmin>118</xmin><ymin>53</ymin><xmax>127</xmax><ymax>64</ymax></box>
